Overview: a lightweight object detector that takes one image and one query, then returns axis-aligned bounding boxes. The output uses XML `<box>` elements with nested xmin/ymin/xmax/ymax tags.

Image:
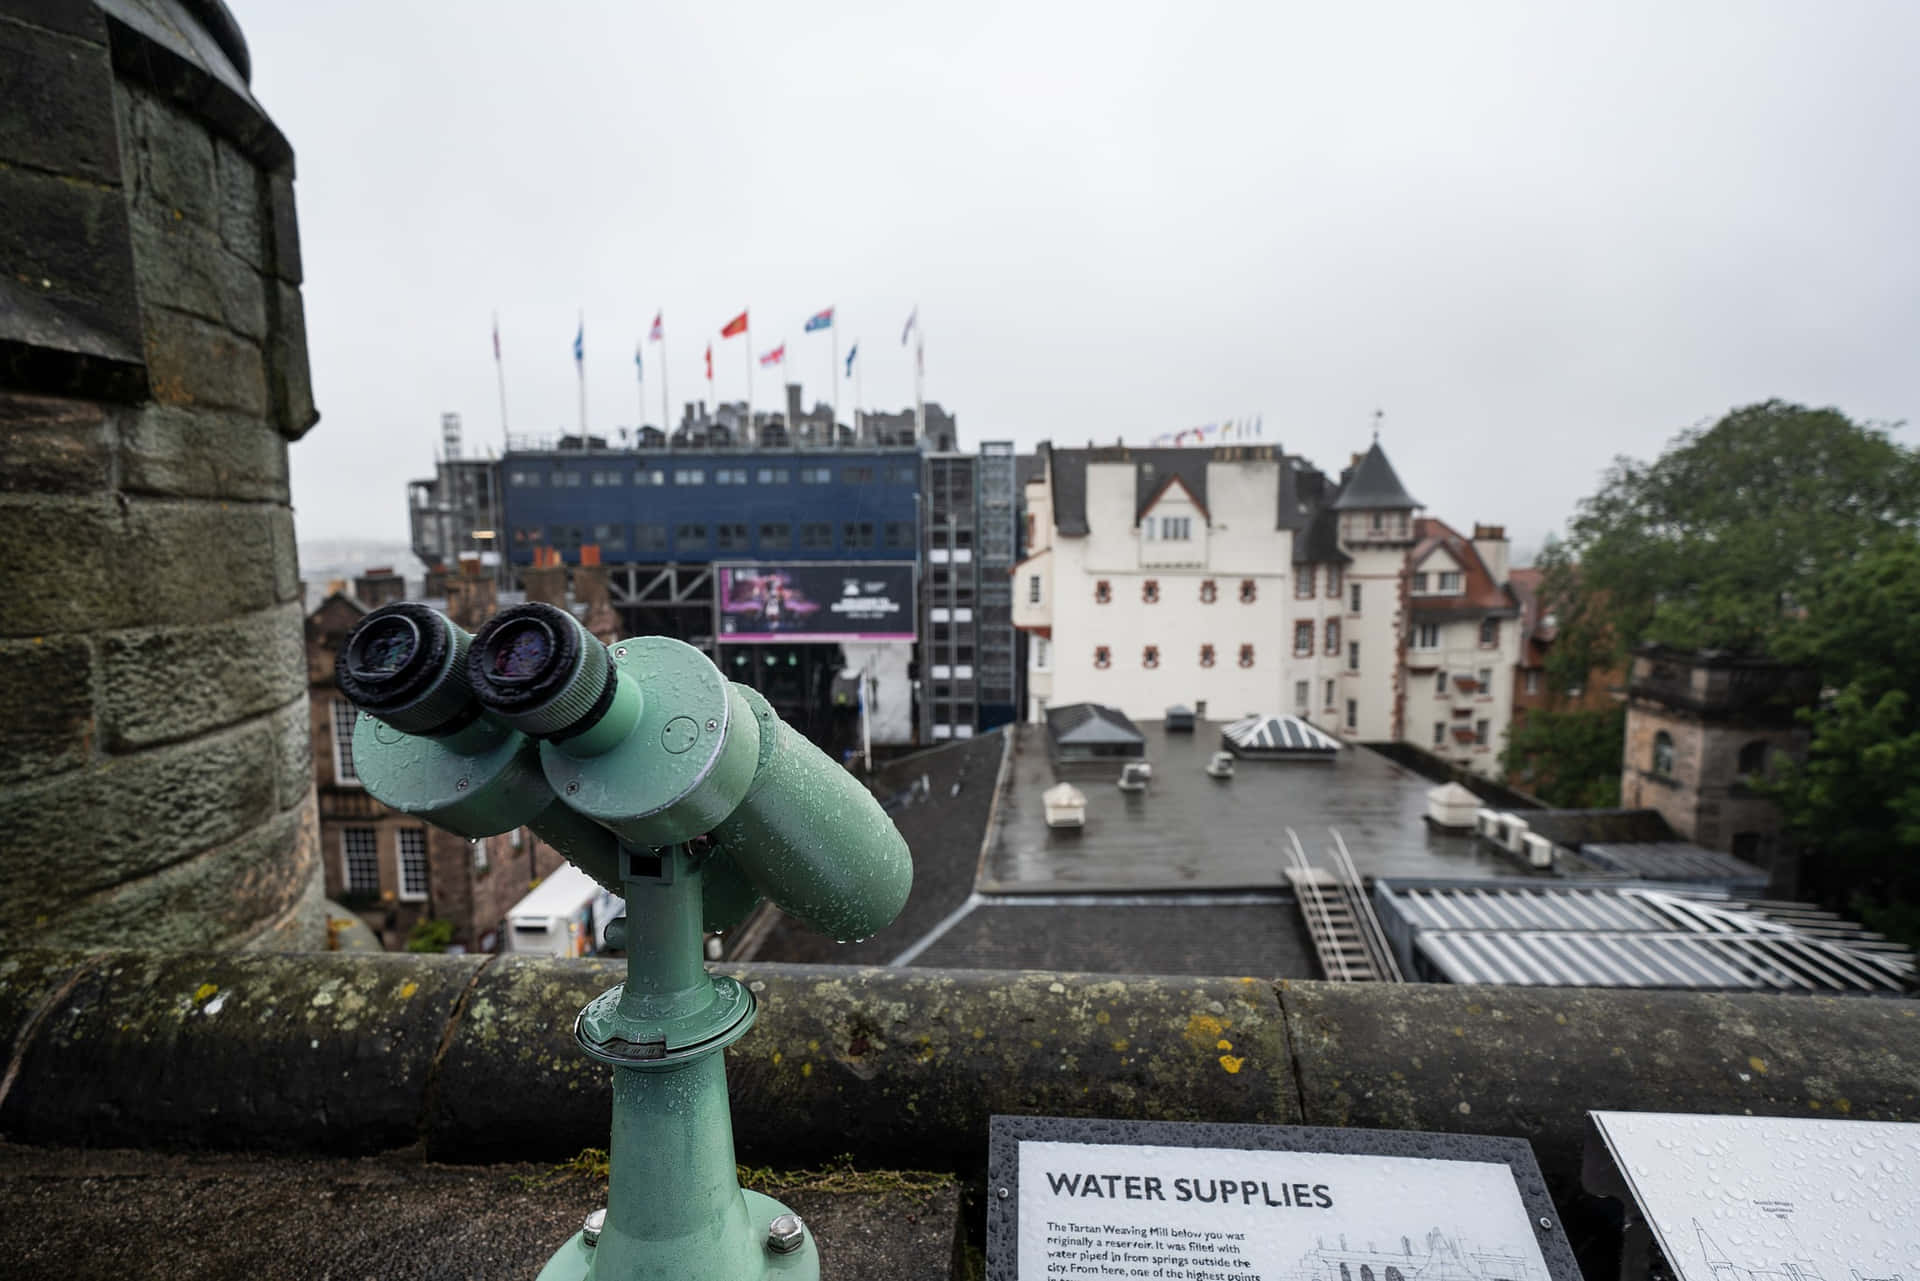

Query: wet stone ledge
<box><xmin>2</xmin><ymin>950</ymin><xmax>1917</xmax><ymax>1204</ymax></box>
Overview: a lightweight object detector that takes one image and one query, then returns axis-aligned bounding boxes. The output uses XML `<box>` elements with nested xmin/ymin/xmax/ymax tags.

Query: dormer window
<box><xmin>1158</xmin><ymin>516</ymin><xmax>1191</xmax><ymax>540</ymax></box>
<box><xmin>1439</xmin><ymin>571</ymin><xmax>1463</xmax><ymax>593</ymax></box>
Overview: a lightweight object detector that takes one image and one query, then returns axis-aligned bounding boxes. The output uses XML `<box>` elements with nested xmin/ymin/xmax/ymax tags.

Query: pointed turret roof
<box><xmin>1331</xmin><ymin>441</ymin><xmax>1420</xmax><ymax>510</ymax></box>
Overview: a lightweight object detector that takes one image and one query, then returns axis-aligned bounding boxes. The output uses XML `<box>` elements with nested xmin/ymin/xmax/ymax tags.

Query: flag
<box><xmin>573</xmin><ymin>320</ymin><xmax>583</xmax><ymax>364</ymax></box>
<box><xmin>845</xmin><ymin>342</ymin><xmax>858</xmax><ymax>377</ymax></box>
<box><xmin>721</xmin><ymin>310</ymin><xmax>748</xmax><ymax>338</ymax></box>
<box><xmin>648</xmin><ymin>311</ymin><xmax>663</xmax><ymax>343</ymax></box>
<box><xmin>760</xmin><ymin>343</ymin><xmax>785</xmax><ymax>367</ymax></box>
<box><xmin>805</xmin><ymin>307</ymin><xmax>834</xmax><ymax>332</ymax></box>
<box><xmin>492</xmin><ymin>314</ymin><xmax>501</xmax><ymax>361</ymax></box>
<box><xmin>704</xmin><ymin>344</ymin><xmax>713</xmax><ymax>380</ymax></box>
<box><xmin>634</xmin><ymin>341</ymin><xmax>643</xmax><ymax>380</ymax></box>
<box><xmin>900</xmin><ymin>306</ymin><xmax>917</xmax><ymax>346</ymax></box>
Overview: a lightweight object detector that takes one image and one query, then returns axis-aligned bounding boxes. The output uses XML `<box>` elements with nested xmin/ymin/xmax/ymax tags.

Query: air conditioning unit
<box><xmin>1497</xmin><ymin>814</ymin><xmax>1531</xmax><ymax>856</ymax></box>
<box><xmin>1522</xmin><ymin>831</ymin><xmax>1555</xmax><ymax>870</ymax></box>
<box><xmin>1474</xmin><ymin>808</ymin><xmax>1501</xmax><ymax>840</ymax></box>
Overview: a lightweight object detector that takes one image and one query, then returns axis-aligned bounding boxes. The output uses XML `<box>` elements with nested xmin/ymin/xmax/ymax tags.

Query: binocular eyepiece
<box><xmin>337</xmin><ymin>601</ymin><xmax>617</xmax><ymax>744</ymax></box>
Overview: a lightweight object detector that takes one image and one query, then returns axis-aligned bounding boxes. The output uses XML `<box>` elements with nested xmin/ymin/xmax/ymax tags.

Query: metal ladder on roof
<box><xmin>1283</xmin><ymin>828</ymin><xmax>1404</xmax><ymax>983</ymax></box>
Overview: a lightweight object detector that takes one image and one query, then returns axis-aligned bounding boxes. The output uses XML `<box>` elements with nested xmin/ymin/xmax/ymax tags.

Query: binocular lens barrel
<box><xmin>469</xmin><ymin>603</ymin><xmax>615</xmax><ymax>741</ymax></box>
<box><xmin>335</xmin><ymin>602</ymin><xmax>479</xmax><ymax>736</ymax></box>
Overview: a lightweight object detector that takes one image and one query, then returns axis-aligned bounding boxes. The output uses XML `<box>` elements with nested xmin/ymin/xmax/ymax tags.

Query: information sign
<box><xmin>715</xmin><ymin>563</ymin><xmax>916</xmax><ymax>643</ymax></box>
<box><xmin>987</xmin><ymin>1117</ymin><xmax>1579</xmax><ymax>1281</ymax></box>
<box><xmin>1585</xmin><ymin>1111</ymin><xmax>1920</xmax><ymax>1281</ymax></box>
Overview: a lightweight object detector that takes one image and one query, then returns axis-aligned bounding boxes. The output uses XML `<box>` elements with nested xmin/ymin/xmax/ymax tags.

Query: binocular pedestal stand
<box><xmin>536</xmin><ymin>843</ymin><xmax>819</xmax><ymax>1281</ymax></box>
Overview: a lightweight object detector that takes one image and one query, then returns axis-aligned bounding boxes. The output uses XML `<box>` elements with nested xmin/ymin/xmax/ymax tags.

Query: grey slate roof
<box><xmin>1330</xmin><ymin>442</ymin><xmax>1420</xmax><ymax>510</ymax></box>
<box><xmin>1046</xmin><ymin>445</ymin><xmax>1304</xmax><ymax>537</ymax></box>
<box><xmin>1046</xmin><ymin>703</ymin><xmax>1144</xmax><ymax>747</ymax></box>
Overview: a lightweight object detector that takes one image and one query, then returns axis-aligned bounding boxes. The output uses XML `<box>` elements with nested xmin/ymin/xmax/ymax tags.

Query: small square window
<box><xmin>1095</xmin><ymin>580</ymin><xmax>1112</xmax><ymax>604</ymax></box>
<box><xmin>1238</xmin><ymin>643</ymin><xmax>1255</xmax><ymax>668</ymax></box>
<box><xmin>843</xmin><ymin>522</ymin><xmax>875</xmax><ymax>550</ymax></box>
<box><xmin>1094</xmin><ymin>646</ymin><xmax>1111</xmax><ymax>669</ymax></box>
<box><xmin>756</xmin><ymin>467</ymin><xmax>789</xmax><ymax>485</ymax></box>
<box><xmin>1239</xmin><ymin>579</ymin><xmax>1256</xmax><ymax>603</ymax></box>
<box><xmin>674</xmin><ymin>468</ymin><xmax>706</xmax><ymax>486</ymax></box>
<box><xmin>884</xmin><ymin>521</ymin><xmax>916</xmax><ymax>549</ymax></box>
<box><xmin>800</xmin><ymin>522</ymin><xmax>834</xmax><ymax>549</ymax></box>
<box><xmin>843</xmin><ymin>466</ymin><xmax>874</xmax><ymax>484</ymax></box>
<box><xmin>716</xmin><ymin>523</ymin><xmax>749</xmax><ymax>551</ymax></box>
<box><xmin>1200</xmin><ymin>643</ymin><xmax>1216</xmax><ymax>668</ymax></box>
<box><xmin>1142</xmin><ymin>645</ymin><xmax>1160</xmax><ymax>669</ymax></box>
<box><xmin>675</xmin><ymin>523</ymin><xmax>708</xmax><ymax>549</ymax></box>
<box><xmin>1200</xmin><ymin>579</ymin><xmax>1217</xmax><ymax>604</ymax></box>
<box><xmin>759</xmin><ymin>522</ymin><xmax>791</xmax><ymax>550</ymax></box>
<box><xmin>1142</xmin><ymin>580</ymin><xmax>1160</xmax><ymax>603</ymax></box>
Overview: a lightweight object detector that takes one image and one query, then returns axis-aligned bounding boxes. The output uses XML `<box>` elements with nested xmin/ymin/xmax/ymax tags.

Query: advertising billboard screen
<box><xmin>716</xmin><ymin>563</ymin><xmax>916</xmax><ymax>643</ymax></box>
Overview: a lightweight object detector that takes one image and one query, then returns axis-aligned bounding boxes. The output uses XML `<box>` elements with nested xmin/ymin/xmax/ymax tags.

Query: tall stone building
<box><xmin>1620</xmin><ymin>645</ymin><xmax>1817</xmax><ymax>881</ymax></box>
<box><xmin>0</xmin><ymin>0</ymin><xmax>323</xmax><ymax>947</ymax></box>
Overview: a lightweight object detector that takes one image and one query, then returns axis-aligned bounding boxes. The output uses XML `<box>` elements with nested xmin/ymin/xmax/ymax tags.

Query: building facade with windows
<box><xmin>1014</xmin><ymin>440</ymin><xmax>1527</xmax><ymax>778</ymax></box>
<box><xmin>306</xmin><ymin>592</ymin><xmax>563</xmax><ymax>951</ymax></box>
<box><xmin>921</xmin><ymin>443</ymin><xmax>1022</xmax><ymax>741</ymax></box>
<box><xmin>1620</xmin><ymin>645</ymin><xmax>1817</xmax><ymax>885</ymax></box>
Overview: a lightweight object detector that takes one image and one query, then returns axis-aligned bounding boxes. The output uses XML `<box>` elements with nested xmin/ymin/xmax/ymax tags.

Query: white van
<box><xmin>503</xmin><ymin>862</ymin><xmax>622</xmax><ymax>957</ymax></box>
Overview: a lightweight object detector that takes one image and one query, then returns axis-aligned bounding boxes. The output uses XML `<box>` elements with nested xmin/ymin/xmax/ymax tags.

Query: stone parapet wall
<box><xmin>3</xmin><ymin>951</ymin><xmax>1915</xmax><ymax>1204</ymax></box>
<box><xmin>0</xmin><ymin>0</ymin><xmax>320</xmax><ymax>949</ymax></box>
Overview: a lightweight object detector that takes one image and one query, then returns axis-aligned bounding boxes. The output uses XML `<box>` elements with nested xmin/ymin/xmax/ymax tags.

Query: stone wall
<box><xmin>3</xmin><ymin>952</ymin><xmax>1916</xmax><ymax>1208</ymax></box>
<box><xmin>0</xmin><ymin>0</ymin><xmax>321</xmax><ymax>949</ymax></box>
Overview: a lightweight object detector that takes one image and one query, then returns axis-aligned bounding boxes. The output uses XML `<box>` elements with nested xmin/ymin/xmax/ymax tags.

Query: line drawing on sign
<box><xmin>1288</xmin><ymin>1226</ymin><xmax>1546</xmax><ymax>1281</ymax></box>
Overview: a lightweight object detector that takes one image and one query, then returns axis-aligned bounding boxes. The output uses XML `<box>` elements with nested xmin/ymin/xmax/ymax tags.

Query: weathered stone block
<box><xmin>213</xmin><ymin>136</ymin><xmax>266</xmax><ymax>269</ymax></box>
<box><xmin>118</xmin><ymin>403</ymin><xmax>288</xmax><ymax>502</ymax></box>
<box><xmin>269</xmin><ymin>504</ymin><xmax>301</xmax><ymax>603</ymax></box>
<box><xmin>127</xmin><ymin>87</ymin><xmax>217</xmax><ymax>228</ymax></box>
<box><xmin>62</xmin><ymin>796</ymin><xmax>320</xmax><ymax>949</ymax></box>
<box><xmin>1</xmin><ymin>2</ymin><xmax>109</xmax><ymax>43</ymax></box>
<box><xmin>0</xmin><ymin>635</ymin><xmax>94</xmax><ymax>785</ymax></box>
<box><xmin>265</xmin><ymin>279</ymin><xmax>317</xmax><ymax>439</ymax></box>
<box><xmin>0</xmin><ymin>166</ymin><xmax>140</xmax><ymax>332</ymax></box>
<box><xmin>0</xmin><ymin>391</ymin><xmax>114</xmax><ymax>494</ymax></box>
<box><xmin>0</xmin><ymin>495</ymin><xmax>279</xmax><ymax>635</ymax></box>
<box><xmin>0</xmin><ymin>16</ymin><xmax>120</xmax><ymax>182</ymax></box>
<box><xmin>126</xmin><ymin>213</ymin><xmax>267</xmax><ymax>342</ymax></box>
<box><xmin>268</xmin><ymin>694</ymin><xmax>313</xmax><ymax>811</ymax></box>
<box><xmin>97</xmin><ymin>603</ymin><xmax>306</xmax><ymax>750</ymax></box>
<box><xmin>266</xmin><ymin>171</ymin><xmax>302</xmax><ymax>284</ymax></box>
<box><xmin>144</xmin><ymin>307</ymin><xmax>267</xmax><ymax>414</ymax></box>
<box><xmin>0</xmin><ymin>719</ymin><xmax>277</xmax><ymax>928</ymax></box>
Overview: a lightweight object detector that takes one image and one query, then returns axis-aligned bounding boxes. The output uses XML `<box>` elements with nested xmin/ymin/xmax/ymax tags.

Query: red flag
<box><xmin>720</xmin><ymin>310</ymin><xmax>748</xmax><ymax>339</ymax></box>
<box><xmin>759</xmin><ymin>343</ymin><xmax>785</xmax><ymax>367</ymax></box>
<box><xmin>704</xmin><ymin>344</ymin><xmax>713</xmax><ymax>380</ymax></box>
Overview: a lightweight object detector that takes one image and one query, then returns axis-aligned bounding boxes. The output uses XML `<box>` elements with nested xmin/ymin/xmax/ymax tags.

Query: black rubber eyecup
<box><xmin>338</xmin><ymin>603</ymin><xmax>447</xmax><ymax>715</ymax></box>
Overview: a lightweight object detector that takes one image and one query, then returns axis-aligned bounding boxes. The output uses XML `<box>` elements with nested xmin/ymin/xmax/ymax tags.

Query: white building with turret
<box><xmin>1012</xmin><ymin>439</ymin><xmax>1525</xmax><ymax>779</ymax></box>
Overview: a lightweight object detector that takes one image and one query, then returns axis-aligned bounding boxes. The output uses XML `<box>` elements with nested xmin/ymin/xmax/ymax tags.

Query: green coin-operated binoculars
<box><xmin>335</xmin><ymin>601</ymin><xmax>913</xmax><ymax>1280</ymax></box>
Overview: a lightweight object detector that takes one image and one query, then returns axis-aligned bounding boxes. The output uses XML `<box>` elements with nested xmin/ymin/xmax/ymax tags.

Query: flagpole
<box><xmin>856</xmin><ymin>353</ymin><xmax>864</xmax><ymax>440</ymax></box>
<box><xmin>914</xmin><ymin>333</ymin><xmax>925</xmax><ymax>444</ymax></box>
<box><xmin>636</xmin><ymin>341</ymin><xmax>644</xmax><ymax>428</ymax></box>
<box><xmin>830</xmin><ymin>310</ymin><xmax>839</xmax><ymax>436</ymax></box>
<box><xmin>660</xmin><ymin>323</ymin><xmax>671</xmax><ymax>446</ymax></box>
<box><xmin>493</xmin><ymin>311</ymin><xmax>509</xmax><ymax>449</ymax></box>
<box><xmin>744</xmin><ymin>315</ymin><xmax>754</xmax><ymax>447</ymax></box>
<box><xmin>576</xmin><ymin>309</ymin><xmax>587</xmax><ymax>441</ymax></box>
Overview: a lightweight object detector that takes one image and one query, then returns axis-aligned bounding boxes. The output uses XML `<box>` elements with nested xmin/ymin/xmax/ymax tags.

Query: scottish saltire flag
<box><xmin>759</xmin><ymin>343</ymin><xmax>786</xmax><ymax>367</ymax></box>
<box><xmin>845</xmin><ymin>342</ymin><xmax>858</xmax><ymax>377</ymax></box>
<box><xmin>900</xmin><ymin>306</ymin><xmax>917</xmax><ymax>346</ymax></box>
<box><xmin>573</xmin><ymin>321</ymin><xmax>583</xmax><ymax>364</ymax></box>
<box><xmin>648</xmin><ymin>312</ymin><xmax>664</xmax><ymax>342</ymax></box>
<box><xmin>805</xmin><ymin>307</ymin><xmax>834</xmax><ymax>332</ymax></box>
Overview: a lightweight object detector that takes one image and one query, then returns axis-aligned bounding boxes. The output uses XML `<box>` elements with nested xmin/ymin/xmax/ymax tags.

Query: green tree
<box><xmin>1540</xmin><ymin>401</ymin><xmax>1920</xmax><ymax>690</ymax></box>
<box><xmin>405</xmin><ymin>917</ymin><xmax>455</xmax><ymax>953</ymax></box>
<box><xmin>1764</xmin><ymin>536</ymin><xmax>1920</xmax><ymax>931</ymax></box>
<box><xmin>1500</xmin><ymin>705</ymin><xmax>1625</xmax><ymax>808</ymax></box>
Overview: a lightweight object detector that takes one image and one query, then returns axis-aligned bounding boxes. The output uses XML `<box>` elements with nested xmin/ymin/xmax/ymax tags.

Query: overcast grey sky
<box><xmin>243</xmin><ymin>1</ymin><xmax>1920</xmax><ymax>554</ymax></box>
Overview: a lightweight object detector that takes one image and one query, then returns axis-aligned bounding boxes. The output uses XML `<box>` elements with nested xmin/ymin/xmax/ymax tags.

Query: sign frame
<box><xmin>712</xmin><ymin>559</ymin><xmax>918</xmax><ymax>645</ymax></box>
<box><xmin>986</xmin><ymin>1115</ymin><xmax>1581</xmax><ymax>1281</ymax></box>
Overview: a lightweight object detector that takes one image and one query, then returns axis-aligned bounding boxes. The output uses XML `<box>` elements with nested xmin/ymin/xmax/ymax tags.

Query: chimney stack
<box><xmin>1472</xmin><ymin>524</ymin><xmax>1510</xmax><ymax>584</ymax></box>
<box><xmin>352</xmin><ymin>567</ymin><xmax>406</xmax><ymax>608</ymax></box>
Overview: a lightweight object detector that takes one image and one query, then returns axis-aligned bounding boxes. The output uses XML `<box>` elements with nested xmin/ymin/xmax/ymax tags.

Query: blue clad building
<box><xmin>502</xmin><ymin>448</ymin><xmax>921</xmax><ymax>565</ymax></box>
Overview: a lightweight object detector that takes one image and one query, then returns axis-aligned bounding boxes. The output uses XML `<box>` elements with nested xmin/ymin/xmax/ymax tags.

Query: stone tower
<box><xmin>0</xmin><ymin>0</ymin><xmax>322</xmax><ymax>948</ymax></box>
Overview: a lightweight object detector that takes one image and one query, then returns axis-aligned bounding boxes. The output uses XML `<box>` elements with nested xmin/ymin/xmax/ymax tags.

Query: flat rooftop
<box><xmin>984</xmin><ymin>720</ymin><xmax>1539</xmax><ymax>893</ymax></box>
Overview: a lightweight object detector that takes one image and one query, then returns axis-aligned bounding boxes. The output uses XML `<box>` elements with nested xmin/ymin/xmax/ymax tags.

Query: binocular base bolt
<box><xmin>582</xmin><ymin>1209</ymin><xmax>606</xmax><ymax>1247</ymax></box>
<box><xmin>766</xmin><ymin>1214</ymin><xmax>806</xmax><ymax>1254</ymax></box>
